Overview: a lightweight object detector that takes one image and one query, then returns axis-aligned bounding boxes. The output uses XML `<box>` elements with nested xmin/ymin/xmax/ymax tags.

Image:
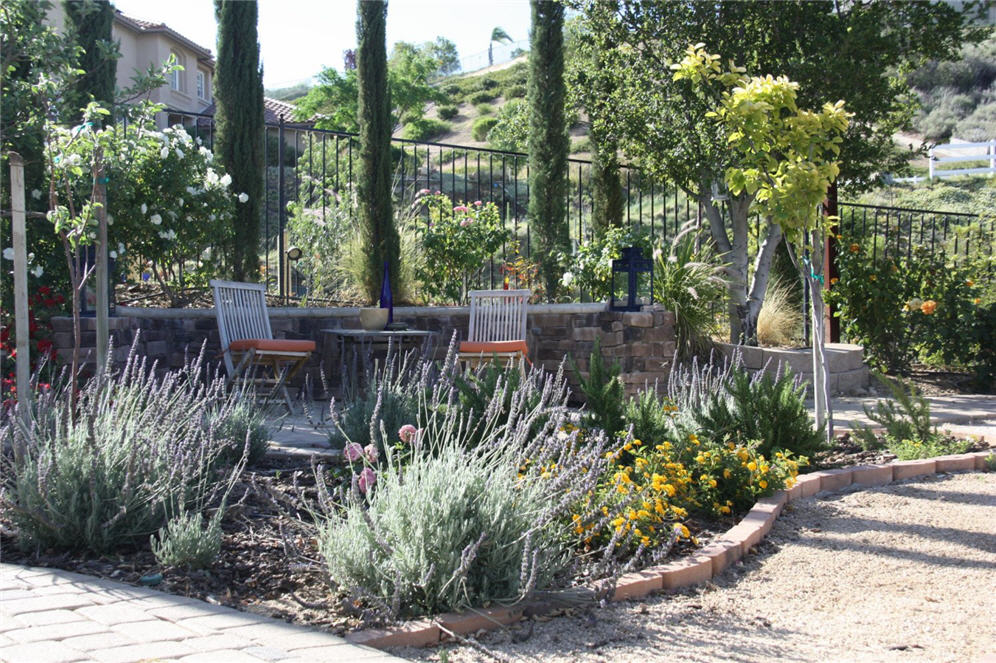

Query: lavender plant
<box><xmin>0</xmin><ymin>343</ymin><xmax>243</xmax><ymax>554</ymax></box>
<box><xmin>315</xmin><ymin>350</ymin><xmax>637</xmax><ymax>619</ymax></box>
<box><xmin>150</xmin><ymin>510</ymin><xmax>223</xmax><ymax>569</ymax></box>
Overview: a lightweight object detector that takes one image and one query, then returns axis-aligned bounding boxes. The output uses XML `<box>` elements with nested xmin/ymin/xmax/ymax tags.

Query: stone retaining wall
<box><xmin>51</xmin><ymin>304</ymin><xmax>677</xmax><ymax>398</ymax></box>
<box><xmin>714</xmin><ymin>341</ymin><xmax>870</xmax><ymax>395</ymax></box>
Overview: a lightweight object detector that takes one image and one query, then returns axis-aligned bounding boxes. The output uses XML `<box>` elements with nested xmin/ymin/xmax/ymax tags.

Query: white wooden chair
<box><xmin>458</xmin><ymin>289</ymin><xmax>531</xmax><ymax>368</ymax></box>
<box><xmin>211</xmin><ymin>279</ymin><xmax>315</xmax><ymax>413</ymax></box>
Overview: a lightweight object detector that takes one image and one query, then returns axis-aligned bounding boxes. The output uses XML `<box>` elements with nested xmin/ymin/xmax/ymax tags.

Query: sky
<box><xmin>110</xmin><ymin>0</ymin><xmax>533</xmax><ymax>90</ymax></box>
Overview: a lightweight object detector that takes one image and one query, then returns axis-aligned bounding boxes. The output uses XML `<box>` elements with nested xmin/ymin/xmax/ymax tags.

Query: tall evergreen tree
<box><xmin>356</xmin><ymin>0</ymin><xmax>398</xmax><ymax>303</ymax></box>
<box><xmin>214</xmin><ymin>0</ymin><xmax>264</xmax><ymax>281</ymax></box>
<box><xmin>63</xmin><ymin>0</ymin><xmax>116</xmax><ymax>122</ymax></box>
<box><xmin>527</xmin><ymin>0</ymin><xmax>569</xmax><ymax>300</ymax></box>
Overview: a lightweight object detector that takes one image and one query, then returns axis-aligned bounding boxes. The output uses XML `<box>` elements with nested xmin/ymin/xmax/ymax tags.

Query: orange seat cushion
<box><xmin>229</xmin><ymin>338</ymin><xmax>315</xmax><ymax>353</ymax></box>
<box><xmin>459</xmin><ymin>340</ymin><xmax>528</xmax><ymax>356</ymax></box>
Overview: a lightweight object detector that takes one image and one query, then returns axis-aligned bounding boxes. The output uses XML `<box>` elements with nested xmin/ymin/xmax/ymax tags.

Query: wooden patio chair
<box><xmin>458</xmin><ymin>289</ymin><xmax>531</xmax><ymax>369</ymax></box>
<box><xmin>210</xmin><ymin>279</ymin><xmax>315</xmax><ymax>414</ymax></box>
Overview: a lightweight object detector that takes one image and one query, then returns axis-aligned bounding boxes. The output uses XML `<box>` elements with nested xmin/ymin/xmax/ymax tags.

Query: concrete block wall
<box><xmin>714</xmin><ymin>341</ymin><xmax>870</xmax><ymax>395</ymax></box>
<box><xmin>50</xmin><ymin>303</ymin><xmax>678</xmax><ymax>400</ymax></box>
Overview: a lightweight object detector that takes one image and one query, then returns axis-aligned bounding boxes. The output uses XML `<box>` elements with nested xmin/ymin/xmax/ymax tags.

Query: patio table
<box><xmin>319</xmin><ymin>328</ymin><xmax>439</xmax><ymax>387</ymax></box>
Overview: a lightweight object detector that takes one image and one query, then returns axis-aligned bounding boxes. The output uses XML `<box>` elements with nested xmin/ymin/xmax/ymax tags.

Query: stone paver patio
<box><xmin>0</xmin><ymin>564</ymin><xmax>403</xmax><ymax>663</ymax></box>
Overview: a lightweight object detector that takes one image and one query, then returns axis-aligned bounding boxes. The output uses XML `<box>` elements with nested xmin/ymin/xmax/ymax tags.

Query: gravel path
<box><xmin>399</xmin><ymin>472</ymin><xmax>996</xmax><ymax>663</ymax></box>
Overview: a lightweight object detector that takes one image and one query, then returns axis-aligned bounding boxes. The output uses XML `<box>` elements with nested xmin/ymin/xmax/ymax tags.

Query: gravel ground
<box><xmin>398</xmin><ymin>472</ymin><xmax>996</xmax><ymax>663</ymax></box>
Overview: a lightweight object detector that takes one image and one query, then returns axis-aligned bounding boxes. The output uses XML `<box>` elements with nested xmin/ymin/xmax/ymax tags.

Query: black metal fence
<box><xmin>165</xmin><ymin>108</ymin><xmax>995</xmax><ymax>302</ymax></box>
<box><xmin>837</xmin><ymin>202</ymin><xmax>993</xmax><ymax>266</ymax></box>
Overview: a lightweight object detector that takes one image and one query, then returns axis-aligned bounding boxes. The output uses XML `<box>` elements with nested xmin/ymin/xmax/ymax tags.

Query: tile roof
<box><xmin>197</xmin><ymin>98</ymin><xmax>314</xmax><ymax>128</ymax></box>
<box><xmin>114</xmin><ymin>11</ymin><xmax>214</xmax><ymax>63</ymax></box>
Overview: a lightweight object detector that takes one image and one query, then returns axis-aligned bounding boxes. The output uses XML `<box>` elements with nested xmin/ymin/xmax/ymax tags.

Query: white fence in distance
<box><xmin>928</xmin><ymin>139</ymin><xmax>996</xmax><ymax>179</ymax></box>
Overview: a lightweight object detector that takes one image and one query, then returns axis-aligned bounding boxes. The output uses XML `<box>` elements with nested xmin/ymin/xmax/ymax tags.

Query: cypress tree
<box><xmin>527</xmin><ymin>0</ymin><xmax>569</xmax><ymax>301</ymax></box>
<box><xmin>214</xmin><ymin>0</ymin><xmax>264</xmax><ymax>281</ymax></box>
<box><xmin>64</xmin><ymin>0</ymin><xmax>116</xmax><ymax>122</ymax></box>
<box><xmin>356</xmin><ymin>0</ymin><xmax>398</xmax><ymax>303</ymax></box>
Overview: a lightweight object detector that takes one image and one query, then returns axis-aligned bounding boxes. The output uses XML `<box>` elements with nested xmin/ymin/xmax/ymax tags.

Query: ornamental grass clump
<box><xmin>1</xmin><ymin>344</ymin><xmax>243</xmax><ymax>554</ymax></box>
<box><xmin>316</xmin><ymin>353</ymin><xmax>632</xmax><ymax>619</ymax></box>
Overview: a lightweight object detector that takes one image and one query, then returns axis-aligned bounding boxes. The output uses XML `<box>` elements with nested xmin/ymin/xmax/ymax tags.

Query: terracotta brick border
<box><xmin>348</xmin><ymin>445</ymin><xmax>994</xmax><ymax>649</ymax></box>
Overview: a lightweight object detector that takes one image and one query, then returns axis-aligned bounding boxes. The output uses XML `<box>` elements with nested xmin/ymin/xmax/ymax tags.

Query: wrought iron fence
<box><xmin>161</xmin><ymin>109</ymin><xmax>995</xmax><ymax>304</ymax></box>
<box><xmin>837</xmin><ymin>202</ymin><xmax>993</xmax><ymax>267</ymax></box>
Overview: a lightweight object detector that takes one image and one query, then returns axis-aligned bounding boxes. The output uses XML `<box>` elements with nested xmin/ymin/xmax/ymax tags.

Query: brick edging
<box><xmin>345</xmin><ymin>448</ymin><xmax>994</xmax><ymax>649</ymax></box>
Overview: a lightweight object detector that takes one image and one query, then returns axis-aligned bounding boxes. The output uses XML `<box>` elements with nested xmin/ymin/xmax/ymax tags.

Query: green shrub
<box><xmin>468</xmin><ymin>90</ymin><xmax>496</xmax><ymax>105</ymax></box>
<box><xmin>316</xmin><ymin>354</ymin><xmax>618</xmax><ymax>618</ymax></box>
<box><xmin>689</xmin><ymin>364</ymin><xmax>824</xmax><ymax>461</ymax></box>
<box><xmin>480</xmin><ymin>77</ymin><xmax>500</xmax><ymax>89</ymax></box>
<box><xmin>401</xmin><ymin>117</ymin><xmax>449</xmax><ymax>141</ymax></box>
<box><xmin>436</xmin><ymin>104</ymin><xmax>458</xmax><ymax>120</ymax></box>
<box><xmin>471</xmin><ymin>116</ymin><xmax>498</xmax><ymax>141</ymax></box>
<box><xmin>443</xmin><ymin>84</ymin><xmax>461</xmax><ymax>97</ymax></box>
<box><xmin>652</xmin><ymin>223</ymin><xmax>729</xmax><ymax>358</ymax></box>
<box><xmin>826</xmin><ymin>239</ymin><xmax>990</xmax><ymax>375</ymax></box>
<box><xmin>504</xmin><ymin>84</ymin><xmax>526</xmax><ymax>99</ymax></box>
<box><xmin>474</xmin><ymin>103</ymin><xmax>494</xmax><ymax>116</ymax></box>
<box><xmin>853</xmin><ymin>374</ymin><xmax>937</xmax><ymax>451</ymax></box>
<box><xmin>329</xmin><ymin>374</ymin><xmax>418</xmax><ymax>456</ymax></box>
<box><xmin>449</xmin><ymin>362</ymin><xmax>547</xmax><ymax>448</ymax></box>
<box><xmin>570</xmin><ymin>137</ymin><xmax>591</xmax><ymax>154</ymax></box>
<box><xmin>211</xmin><ymin>399</ymin><xmax>270</xmax><ymax>466</ymax></box>
<box><xmin>1</xmin><ymin>347</ymin><xmax>243</xmax><ymax>553</ymax></box>
<box><xmin>485</xmin><ymin>98</ymin><xmax>528</xmax><ymax>152</ymax></box>
<box><xmin>624</xmin><ymin>388</ymin><xmax>677</xmax><ymax>446</ymax></box>
<box><xmin>889</xmin><ymin>436</ymin><xmax>973</xmax><ymax>461</ymax></box>
<box><xmin>559</xmin><ymin>224</ymin><xmax>653</xmax><ymax>301</ymax></box>
<box><xmin>151</xmin><ymin>511</ymin><xmax>223</xmax><ymax>569</ymax></box>
<box><xmin>572</xmin><ymin>338</ymin><xmax>626</xmax><ymax>439</ymax></box>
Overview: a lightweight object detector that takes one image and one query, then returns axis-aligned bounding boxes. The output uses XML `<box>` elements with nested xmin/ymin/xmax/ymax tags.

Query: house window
<box><xmin>196</xmin><ymin>71</ymin><xmax>206</xmax><ymax>100</ymax></box>
<box><xmin>169</xmin><ymin>51</ymin><xmax>185</xmax><ymax>92</ymax></box>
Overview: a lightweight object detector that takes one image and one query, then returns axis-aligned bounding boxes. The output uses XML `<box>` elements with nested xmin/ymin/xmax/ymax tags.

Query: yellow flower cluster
<box><xmin>580</xmin><ymin>435</ymin><xmax>803</xmax><ymax>552</ymax></box>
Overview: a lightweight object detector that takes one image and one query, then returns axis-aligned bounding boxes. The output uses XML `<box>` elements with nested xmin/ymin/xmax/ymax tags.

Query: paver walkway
<box><xmin>0</xmin><ymin>564</ymin><xmax>404</xmax><ymax>663</ymax></box>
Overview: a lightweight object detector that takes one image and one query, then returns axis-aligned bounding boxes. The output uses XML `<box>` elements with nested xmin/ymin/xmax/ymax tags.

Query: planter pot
<box><xmin>359</xmin><ymin>307</ymin><xmax>389</xmax><ymax>330</ymax></box>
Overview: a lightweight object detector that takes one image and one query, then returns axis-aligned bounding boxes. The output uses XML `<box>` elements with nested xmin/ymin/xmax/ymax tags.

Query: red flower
<box><xmin>38</xmin><ymin>286</ymin><xmax>51</xmax><ymax>296</ymax></box>
<box><xmin>43</xmin><ymin>298</ymin><xmax>55</xmax><ymax>307</ymax></box>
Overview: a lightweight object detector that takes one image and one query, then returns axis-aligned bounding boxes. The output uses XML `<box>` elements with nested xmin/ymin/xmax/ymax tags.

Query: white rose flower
<box><xmin>177</xmin><ymin>198</ymin><xmax>184</xmax><ymax>208</ymax></box>
<box><xmin>31</xmin><ymin>265</ymin><xmax>43</xmax><ymax>278</ymax></box>
<box><xmin>175</xmin><ymin>147</ymin><xmax>184</xmax><ymax>159</ymax></box>
<box><xmin>2</xmin><ymin>248</ymin><xmax>14</xmax><ymax>261</ymax></box>
<box><xmin>150</xmin><ymin>213</ymin><xmax>162</xmax><ymax>225</ymax></box>
<box><xmin>196</xmin><ymin>136</ymin><xmax>203</xmax><ymax>145</ymax></box>
<box><xmin>220</xmin><ymin>173</ymin><xmax>232</xmax><ymax>187</ymax></box>
<box><xmin>31</xmin><ymin>189</ymin><xmax>41</xmax><ymax>200</ymax></box>
<box><xmin>118</xmin><ymin>243</ymin><xmax>125</xmax><ymax>254</ymax></box>
<box><xmin>160</xmin><ymin>146</ymin><xmax>169</xmax><ymax>159</ymax></box>
<box><xmin>186</xmin><ymin>186</ymin><xmax>197</xmax><ymax>195</ymax></box>
<box><xmin>141</xmin><ymin>203</ymin><xmax>147</xmax><ymax>215</ymax></box>
<box><xmin>561</xmin><ymin>271</ymin><xmax>574</xmax><ymax>287</ymax></box>
<box><xmin>109</xmin><ymin>250</ymin><xmax>117</xmax><ymax>259</ymax></box>
<box><xmin>106</xmin><ymin>214</ymin><xmax>113</xmax><ymax>226</ymax></box>
<box><xmin>238</xmin><ymin>192</ymin><xmax>249</xmax><ymax>203</ymax></box>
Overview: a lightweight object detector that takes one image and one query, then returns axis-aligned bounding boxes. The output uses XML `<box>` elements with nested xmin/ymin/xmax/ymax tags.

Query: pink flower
<box><xmin>473</xmin><ymin>200</ymin><xmax>482</xmax><ymax>206</ymax></box>
<box><xmin>453</xmin><ymin>205</ymin><xmax>469</xmax><ymax>213</ymax></box>
<box><xmin>460</xmin><ymin>218</ymin><xmax>472</xmax><ymax>227</ymax></box>
<box><xmin>344</xmin><ymin>442</ymin><xmax>363</xmax><ymax>462</ymax></box>
<box><xmin>434</xmin><ymin>190</ymin><xmax>441</xmax><ymax>195</ymax></box>
<box><xmin>363</xmin><ymin>443</ymin><xmax>379</xmax><ymax>463</ymax></box>
<box><xmin>358</xmin><ymin>467</ymin><xmax>377</xmax><ymax>494</ymax></box>
<box><xmin>418</xmin><ymin>188</ymin><xmax>431</xmax><ymax>195</ymax></box>
<box><xmin>398</xmin><ymin>424</ymin><xmax>417</xmax><ymax>443</ymax></box>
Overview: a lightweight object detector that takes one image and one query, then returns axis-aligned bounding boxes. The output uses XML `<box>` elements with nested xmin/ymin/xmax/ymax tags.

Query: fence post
<box><xmin>277</xmin><ymin>114</ymin><xmax>286</xmax><ymax>302</ymax></box>
<box><xmin>928</xmin><ymin>146</ymin><xmax>935</xmax><ymax>180</ymax></box>
<box><xmin>8</xmin><ymin>153</ymin><xmax>30</xmax><ymax>410</ymax></box>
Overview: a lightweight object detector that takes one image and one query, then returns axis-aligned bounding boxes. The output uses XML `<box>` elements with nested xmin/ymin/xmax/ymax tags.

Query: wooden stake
<box><xmin>9</xmin><ymin>152</ymin><xmax>30</xmax><ymax>409</ymax></box>
<box><xmin>93</xmin><ymin>151</ymin><xmax>109</xmax><ymax>373</ymax></box>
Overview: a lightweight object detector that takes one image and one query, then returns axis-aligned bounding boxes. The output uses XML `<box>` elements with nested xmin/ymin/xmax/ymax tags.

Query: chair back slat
<box><xmin>211</xmin><ymin>279</ymin><xmax>274</xmax><ymax>375</ymax></box>
<box><xmin>466</xmin><ymin>289</ymin><xmax>529</xmax><ymax>343</ymax></box>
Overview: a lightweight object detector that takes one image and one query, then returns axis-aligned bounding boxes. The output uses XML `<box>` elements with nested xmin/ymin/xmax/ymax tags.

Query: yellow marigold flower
<box><xmin>966</xmin><ymin>279</ymin><xmax>974</xmax><ymax>287</ymax></box>
<box><xmin>747</xmin><ymin>461</ymin><xmax>757</xmax><ymax>471</ymax></box>
<box><xmin>679</xmin><ymin>524</ymin><xmax>690</xmax><ymax>538</ymax></box>
<box><xmin>709</xmin><ymin>479</ymin><xmax>717</xmax><ymax>488</ymax></box>
<box><xmin>635</xmin><ymin>457</ymin><xmax>649</xmax><ymax>468</ymax></box>
<box><xmin>849</xmin><ymin>243</ymin><xmax>860</xmax><ymax>253</ymax></box>
<box><xmin>920</xmin><ymin>299</ymin><xmax>937</xmax><ymax>315</ymax></box>
<box><xmin>611</xmin><ymin>516</ymin><xmax>626</xmax><ymax>528</ymax></box>
<box><xmin>723</xmin><ymin>468</ymin><xmax>732</xmax><ymax>479</ymax></box>
<box><xmin>974</xmin><ymin>298</ymin><xmax>981</xmax><ymax>305</ymax></box>
<box><xmin>616</xmin><ymin>484</ymin><xmax>629</xmax><ymax>494</ymax></box>
<box><xmin>691</xmin><ymin>536</ymin><xmax>699</xmax><ymax>545</ymax></box>
<box><xmin>719</xmin><ymin>505</ymin><xmax>731</xmax><ymax>515</ymax></box>
<box><xmin>640</xmin><ymin>536</ymin><xmax>651</xmax><ymax>546</ymax></box>
<box><xmin>869</xmin><ymin>274</ymin><xmax>877</xmax><ymax>282</ymax></box>
<box><xmin>759</xmin><ymin>479</ymin><xmax>768</xmax><ymax>489</ymax></box>
<box><xmin>738</xmin><ymin>449</ymin><xmax>749</xmax><ymax>461</ymax></box>
<box><xmin>637</xmin><ymin>509</ymin><xmax>651</xmax><ymax>519</ymax></box>
<box><xmin>664</xmin><ymin>484</ymin><xmax>677</xmax><ymax>497</ymax></box>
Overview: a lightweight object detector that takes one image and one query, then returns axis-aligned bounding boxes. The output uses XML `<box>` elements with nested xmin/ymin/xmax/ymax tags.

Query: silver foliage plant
<box><xmin>0</xmin><ymin>340</ymin><xmax>246</xmax><ymax>554</ymax></box>
<box><xmin>314</xmin><ymin>341</ymin><xmax>645</xmax><ymax>620</ymax></box>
